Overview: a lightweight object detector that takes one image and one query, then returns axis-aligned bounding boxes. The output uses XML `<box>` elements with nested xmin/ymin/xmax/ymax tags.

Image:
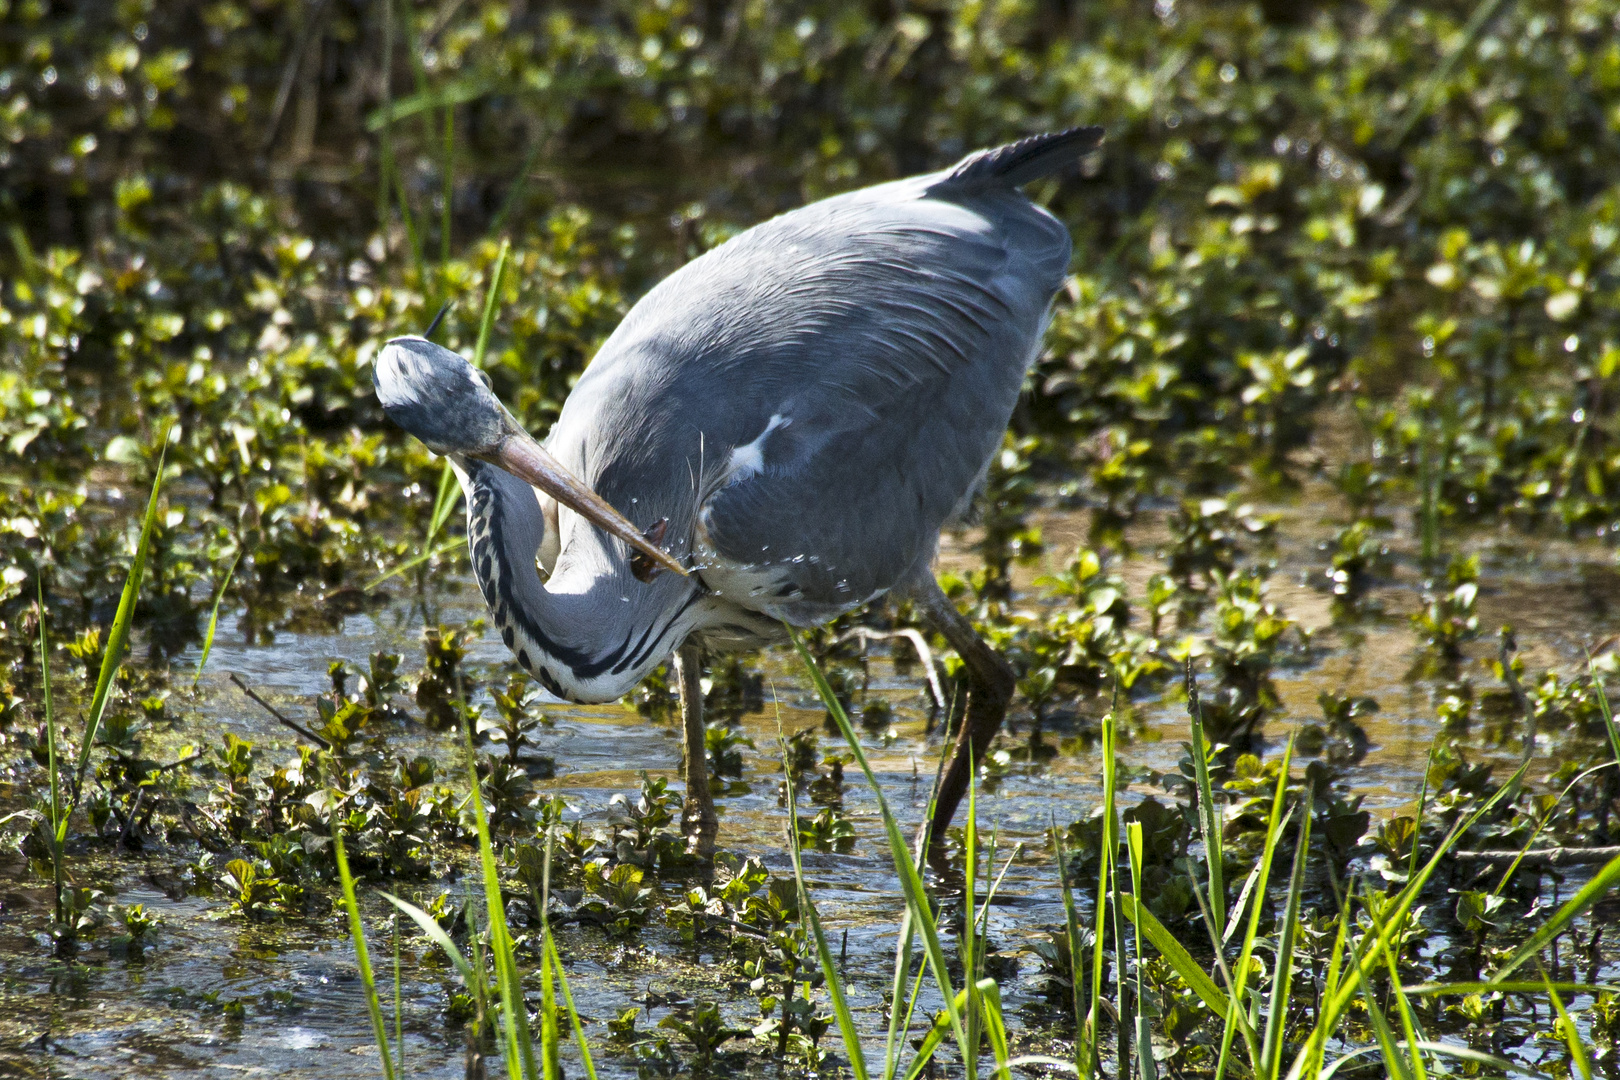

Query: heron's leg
<box><xmin>674</xmin><ymin>642</ymin><xmax>718</xmax><ymax>858</ymax></box>
<box><xmin>906</xmin><ymin>574</ymin><xmax>1015</xmax><ymax>852</ymax></box>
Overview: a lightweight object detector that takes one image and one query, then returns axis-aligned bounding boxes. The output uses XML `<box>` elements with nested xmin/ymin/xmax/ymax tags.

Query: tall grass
<box><xmin>791</xmin><ymin>632</ymin><xmax>1093</xmax><ymax>1080</ymax></box>
<box><xmin>462</xmin><ymin>718</ymin><xmax>540</xmax><ymax>1080</ymax></box>
<box><xmin>374</xmin><ymin>709</ymin><xmax>608</xmax><ymax>1080</ymax></box>
<box><xmin>768</xmin><ymin>647</ymin><xmax>1620</xmax><ymax>1080</ymax></box>
<box><xmin>319</xmin><ymin>623</ymin><xmax>1620</xmax><ymax>1079</ymax></box>
<box><xmin>32</xmin><ymin>436</ymin><xmax>170</xmax><ymax>940</ymax></box>
<box><xmin>36</xmin><ymin>581</ymin><xmax>63</xmax><ymax>927</ymax></box>
<box><xmin>73</xmin><ymin>437</ymin><xmax>170</xmax><ymax>811</ymax></box>
<box><xmin>779</xmin><ymin>725</ymin><xmax>870</xmax><ymax>1080</ymax></box>
<box><xmin>1115</xmin><ymin>662</ymin><xmax>1579</xmax><ymax>1080</ymax></box>
<box><xmin>334</xmin><ymin>827</ymin><xmax>399</xmax><ymax>1080</ymax></box>
<box><xmin>789</xmin><ymin>631</ymin><xmax>969</xmax><ymax>1062</ymax></box>
<box><xmin>191</xmin><ymin>549</ymin><xmax>241</xmax><ymax>690</ymax></box>
<box><xmin>24</xmin><ymin>433</ymin><xmax>170</xmax><ymax>939</ymax></box>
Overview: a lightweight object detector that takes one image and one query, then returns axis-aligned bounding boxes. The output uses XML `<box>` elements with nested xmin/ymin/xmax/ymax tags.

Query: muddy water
<box><xmin>4</xmin><ymin>500</ymin><xmax>1619</xmax><ymax>1078</ymax></box>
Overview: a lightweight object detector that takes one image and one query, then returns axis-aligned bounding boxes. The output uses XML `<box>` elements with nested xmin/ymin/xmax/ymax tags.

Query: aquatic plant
<box><xmin>11</xmin><ymin>1</ymin><xmax>1620</xmax><ymax>1072</ymax></box>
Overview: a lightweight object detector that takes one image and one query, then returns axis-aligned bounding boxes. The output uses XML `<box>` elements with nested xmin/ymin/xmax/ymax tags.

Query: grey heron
<box><xmin>375</xmin><ymin>126</ymin><xmax>1103</xmax><ymax>857</ymax></box>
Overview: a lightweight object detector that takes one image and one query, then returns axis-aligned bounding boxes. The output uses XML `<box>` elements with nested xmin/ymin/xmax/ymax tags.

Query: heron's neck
<box><xmin>454</xmin><ymin>458</ymin><xmax>702</xmax><ymax>702</ymax></box>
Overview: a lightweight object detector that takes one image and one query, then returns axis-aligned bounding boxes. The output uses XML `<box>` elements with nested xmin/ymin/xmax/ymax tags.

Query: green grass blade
<box><xmin>1260</xmin><ymin>787</ymin><xmax>1313</xmax><ymax>1078</ymax></box>
<box><xmin>464</xmin><ymin>720</ymin><xmax>538</xmax><ymax>1080</ymax></box>
<box><xmin>1360</xmin><ymin>885</ymin><xmax>1429</xmax><ymax>1080</ymax></box>
<box><xmin>440</xmin><ymin>104</ymin><xmax>454</xmax><ymax>264</ymax></box>
<box><xmin>1216</xmin><ymin>738</ymin><xmax>1294</xmax><ymax>1078</ymax></box>
<box><xmin>1221</xmin><ymin>860</ymin><xmax>1264</xmax><ymax>947</ymax></box>
<box><xmin>1083</xmin><ymin>708</ymin><xmax>1117</xmax><ymax>1080</ymax></box>
<box><xmin>538</xmin><ymin>924</ymin><xmax>559</xmax><ymax>1080</ymax></box>
<box><xmin>474</xmin><ymin>239</ymin><xmax>511</xmax><ymax>368</ymax></box>
<box><xmin>1488</xmin><ymin>847</ymin><xmax>1620</xmax><ymax>984</ymax></box>
<box><xmin>895</xmin><ymin>943</ymin><xmax>932</xmax><ymax>1080</ymax></box>
<box><xmin>191</xmin><ymin>549</ymin><xmax>241</xmax><ymax>690</ymax></box>
<box><xmin>1591</xmin><ymin>656</ymin><xmax>1620</xmax><ymax>767</ymax></box>
<box><xmin>882</xmin><ymin>905</ymin><xmax>919</xmax><ymax>1080</ymax></box>
<box><xmin>903</xmin><ymin>977</ymin><xmax>1008</xmax><ymax>1080</ymax></box>
<box><xmin>333</xmin><ymin>829</ymin><xmax>398</xmax><ymax>1080</ymax></box>
<box><xmin>982</xmin><ymin>843</ymin><xmax>1019</xmax><ymax>928</ymax></box>
<box><xmin>788</xmin><ymin>631</ymin><xmax>968</xmax><ymax>1062</ymax></box>
<box><xmin>1390</xmin><ymin>0</ymin><xmax>1514</xmax><ymax>146</ymax></box>
<box><xmin>375</xmin><ymin>0</ymin><xmax>396</xmax><ymax>239</ymax></box>
<box><xmin>378</xmin><ymin>0</ymin><xmax>422</xmax><ymax>276</ymax></box>
<box><xmin>1319</xmin><ymin>1042</ymin><xmax>1521</xmax><ymax>1080</ymax></box>
<box><xmin>365</xmin><ymin>535</ymin><xmax>466</xmax><ymax>592</ymax></box>
<box><xmin>1357</xmin><ymin>976</ymin><xmax>1415</xmax><ymax>1080</ymax></box>
<box><xmin>544</xmin><ymin>931</ymin><xmax>599</xmax><ymax>1080</ymax></box>
<box><xmin>1185</xmin><ymin>661</ymin><xmax>1226</xmax><ymax>933</ymax></box>
<box><xmin>75</xmin><ymin>435</ymin><xmax>170</xmax><ymax>812</ymax></box>
<box><xmin>393</xmin><ymin>919</ymin><xmax>405</xmax><ymax>1078</ymax></box>
<box><xmin>1408</xmin><ymin>736</ymin><xmax>1439</xmax><ymax>883</ymax></box>
<box><xmin>1541</xmin><ymin>971</ymin><xmax>1595</xmax><ymax>1079</ymax></box>
<box><xmin>780</xmin><ymin>736</ymin><xmax>870</xmax><ymax>1080</ymax></box>
<box><xmin>36</xmin><ymin>581</ymin><xmax>64</xmax><ymax>924</ymax></box>
<box><xmin>1182</xmin><ymin>856</ymin><xmax>1247</xmax><ymax>1044</ymax></box>
<box><xmin>1111</xmin><ymin>828</ymin><xmax>1129</xmax><ymax>1076</ymax></box>
<box><xmin>1494</xmin><ymin>761</ymin><xmax>1615</xmax><ymax>898</ymax></box>
<box><xmin>964</xmin><ymin>751</ymin><xmax>981</xmax><ymax>1080</ymax></box>
<box><xmin>775</xmin><ymin>682</ymin><xmax>902</xmax><ymax>1080</ymax></box>
<box><xmin>489</xmin><ymin>138</ymin><xmax>546</xmax><ymax>239</ymax></box>
<box><xmin>1290</xmin><ymin>756</ymin><xmax>1532</xmax><ymax>1079</ymax></box>
<box><xmin>1118</xmin><ymin>893</ymin><xmax>1232</xmax><ymax>1017</ymax></box>
<box><xmin>978</xmin><ymin>977</ymin><xmax>1012</xmax><ymax>1075</ymax></box>
<box><xmin>426</xmin><ymin>457</ymin><xmax>460</xmax><ymax>542</ymax></box>
<box><xmin>1051</xmin><ymin>821</ymin><xmax>1088</xmax><ymax>1078</ymax></box>
<box><xmin>902</xmin><ymin>982</ymin><xmax>976</xmax><ymax>1080</ymax></box>
<box><xmin>1296</xmin><ymin>886</ymin><xmax>1356</xmax><ymax>1080</ymax></box>
<box><xmin>1403</xmin><ymin>980</ymin><xmax>1620</xmax><ymax>996</ymax></box>
<box><xmin>382</xmin><ymin>891</ymin><xmax>476</xmax><ymax>984</ymax></box>
<box><xmin>1125</xmin><ymin>822</ymin><xmax>1156</xmax><ymax>1080</ymax></box>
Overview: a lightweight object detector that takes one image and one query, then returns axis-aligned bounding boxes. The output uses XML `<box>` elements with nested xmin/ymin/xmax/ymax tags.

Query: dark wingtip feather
<box><xmin>931</xmin><ymin>126</ymin><xmax>1106</xmax><ymax>194</ymax></box>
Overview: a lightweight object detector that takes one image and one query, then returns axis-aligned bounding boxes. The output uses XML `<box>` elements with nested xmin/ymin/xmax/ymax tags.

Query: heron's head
<box><xmin>375</xmin><ymin>335</ymin><xmax>686</xmax><ymax>579</ymax></box>
<box><xmin>375</xmin><ymin>335</ymin><xmax>507</xmax><ymax>457</ymax></box>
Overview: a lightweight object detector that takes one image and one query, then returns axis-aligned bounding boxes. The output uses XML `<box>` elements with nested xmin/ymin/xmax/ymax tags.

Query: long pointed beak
<box><xmin>480</xmin><ymin>433</ymin><xmax>688</xmax><ymax>579</ymax></box>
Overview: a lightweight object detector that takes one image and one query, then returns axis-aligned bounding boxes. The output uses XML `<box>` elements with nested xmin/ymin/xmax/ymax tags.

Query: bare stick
<box><xmin>1454</xmin><ymin>846</ymin><xmax>1620</xmax><ymax>868</ymax></box>
<box><xmin>228</xmin><ymin>673</ymin><xmax>331</xmax><ymax>748</ymax></box>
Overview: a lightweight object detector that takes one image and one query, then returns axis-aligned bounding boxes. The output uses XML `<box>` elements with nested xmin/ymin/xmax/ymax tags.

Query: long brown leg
<box><xmin>906</xmin><ymin>574</ymin><xmax>1015</xmax><ymax>852</ymax></box>
<box><xmin>675</xmin><ymin>641</ymin><xmax>718</xmax><ymax>858</ymax></box>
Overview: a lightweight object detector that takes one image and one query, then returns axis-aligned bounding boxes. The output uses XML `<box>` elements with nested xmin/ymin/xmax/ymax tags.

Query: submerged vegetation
<box><xmin>8</xmin><ymin>0</ymin><xmax>1620</xmax><ymax>1076</ymax></box>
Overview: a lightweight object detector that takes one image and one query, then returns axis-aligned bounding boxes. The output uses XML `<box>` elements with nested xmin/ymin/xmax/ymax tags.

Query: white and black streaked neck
<box><xmin>455</xmin><ymin>457</ymin><xmax>714</xmax><ymax>703</ymax></box>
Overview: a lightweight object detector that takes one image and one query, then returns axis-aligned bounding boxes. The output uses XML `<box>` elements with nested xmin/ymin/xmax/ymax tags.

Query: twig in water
<box><xmin>228</xmin><ymin>673</ymin><xmax>331</xmax><ymax>748</ymax></box>
<box><xmin>179</xmin><ymin>803</ymin><xmax>227</xmax><ymax>852</ymax></box>
<box><xmin>1455</xmin><ymin>846</ymin><xmax>1620</xmax><ymax>868</ymax></box>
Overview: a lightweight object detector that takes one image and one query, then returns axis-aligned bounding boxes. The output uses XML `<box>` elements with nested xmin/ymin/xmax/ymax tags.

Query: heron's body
<box><xmin>464</xmin><ymin>134</ymin><xmax>1086</xmax><ymax>703</ymax></box>
<box><xmin>376</xmin><ymin>127</ymin><xmax>1103</xmax><ymax>852</ymax></box>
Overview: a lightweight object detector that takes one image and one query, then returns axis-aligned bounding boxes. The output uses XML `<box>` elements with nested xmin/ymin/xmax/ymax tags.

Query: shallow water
<box><xmin>3</xmin><ymin>497</ymin><xmax>1618</xmax><ymax>1078</ymax></box>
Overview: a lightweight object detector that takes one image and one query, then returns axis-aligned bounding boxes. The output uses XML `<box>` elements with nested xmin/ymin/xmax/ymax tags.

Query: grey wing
<box><xmin>680</xmin><ymin>185</ymin><xmax>1071</xmax><ymax>621</ymax></box>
